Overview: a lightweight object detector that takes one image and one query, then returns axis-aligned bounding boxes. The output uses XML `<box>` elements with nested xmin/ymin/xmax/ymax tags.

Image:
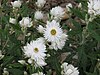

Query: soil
<box><xmin>43</xmin><ymin>0</ymin><xmax>76</xmax><ymax>12</ymax></box>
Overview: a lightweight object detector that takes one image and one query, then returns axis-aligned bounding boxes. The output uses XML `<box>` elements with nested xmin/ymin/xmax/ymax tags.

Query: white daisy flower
<box><xmin>9</xmin><ymin>18</ymin><xmax>16</xmax><ymax>24</ymax></box>
<box><xmin>11</xmin><ymin>0</ymin><xmax>21</xmax><ymax>8</ymax></box>
<box><xmin>32</xmin><ymin>72</ymin><xmax>45</xmax><ymax>75</ymax></box>
<box><xmin>61</xmin><ymin>62</ymin><xmax>79</xmax><ymax>75</ymax></box>
<box><xmin>19</xmin><ymin>17</ymin><xmax>32</xmax><ymax>28</ymax></box>
<box><xmin>36</xmin><ymin>0</ymin><xmax>46</xmax><ymax>8</ymax></box>
<box><xmin>50</xmin><ymin>6</ymin><xmax>65</xmax><ymax>19</ymax></box>
<box><xmin>23</xmin><ymin>38</ymin><xmax>46</xmax><ymax>62</ymax></box>
<box><xmin>34</xmin><ymin>11</ymin><xmax>44</xmax><ymax>20</ymax></box>
<box><xmin>88</xmin><ymin>0</ymin><xmax>100</xmax><ymax>15</ymax></box>
<box><xmin>44</xmin><ymin>20</ymin><xmax>63</xmax><ymax>42</ymax></box>
<box><xmin>44</xmin><ymin>20</ymin><xmax>67</xmax><ymax>50</ymax></box>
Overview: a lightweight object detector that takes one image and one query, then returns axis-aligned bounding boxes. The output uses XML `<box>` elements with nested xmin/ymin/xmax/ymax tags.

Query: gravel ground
<box><xmin>43</xmin><ymin>0</ymin><xmax>76</xmax><ymax>11</ymax></box>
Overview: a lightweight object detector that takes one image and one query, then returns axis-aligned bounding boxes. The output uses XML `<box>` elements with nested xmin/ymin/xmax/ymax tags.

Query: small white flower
<box><xmin>18</xmin><ymin>60</ymin><xmax>26</xmax><ymax>65</ymax></box>
<box><xmin>9</xmin><ymin>18</ymin><xmax>16</xmax><ymax>24</ymax></box>
<box><xmin>19</xmin><ymin>17</ymin><xmax>32</xmax><ymax>28</ymax></box>
<box><xmin>28</xmin><ymin>58</ymin><xmax>33</xmax><ymax>64</ymax></box>
<box><xmin>47</xmin><ymin>54</ymin><xmax>50</xmax><ymax>57</ymax></box>
<box><xmin>23</xmin><ymin>38</ymin><xmax>46</xmax><ymax>67</ymax></box>
<box><xmin>0</xmin><ymin>50</ymin><xmax>4</xmax><ymax>60</ymax></box>
<box><xmin>36</xmin><ymin>0</ymin><xmax>46</xmax><ymax>8</ymax></box>
<box><xmin>61</xmin><ymin>62</ymin><xmax>79</xmax><ymax>75</ymax></box>
<box><xmin>66</xmin><ymin>3</ymin><xmax>72</xmax><ymax>12</ymax></box>
<box><xmin>2</xmin><ymin>68</ymin><xmax>9</xmax><ymax>75</ymax></box>
<box><xmin>34</xmin><ymin>11</ymin><xmax>44</xmax><ymax>20</ymax></box>
<box><xmin>11</xmin><ymin>0</ymin><xmax>21</xmax><ymax>8</ymax></box>
<box><xmin>37</xmin><ymin>25</ymin><xmax>44</xmax><ymax>33</ymax></box>
<box><xmin>88</xmin><ymin>0</ymin><xmax>100</xmax><ymax>15</ymax></box>
<box><xmin>78</xmin><ymin>3</ymin><xmax>82</xmax><ymax>8</ymax></box>
<box><xmin>50</xmin><ymin>6</ymin><xmax>65</xmax><ymax>19</ymax></box>
<box><xmin>24</xmin><ymin>71</ymin><xmax>28</xmax><ymax>75</ymax></box>
<box><xmin>44</xmin><ymin>20</ymin><xmax>67</xmax><ymax>50</ymax></box>
<box><xmin>26</xmin><ymin>33</ymin><xmax>31</xmax><ymax>36</ymax></box>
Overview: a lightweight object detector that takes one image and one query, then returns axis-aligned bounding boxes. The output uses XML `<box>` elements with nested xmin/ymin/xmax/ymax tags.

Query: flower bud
<box><xmin>34</xmin><ymin>11</ymin><xmax>44</xmax><ymax>20</ymax></box>
<box><xmin>11</xmin><ymin>0</ymin><xmax>21</xmax><ymax>8</ymax></box>
<box><xmin>9</xmin><ymin>18</ymin><xmax>16</xmax><ymax>24</ymax></box>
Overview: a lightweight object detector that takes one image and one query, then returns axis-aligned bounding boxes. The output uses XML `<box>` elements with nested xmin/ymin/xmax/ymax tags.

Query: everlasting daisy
<box><xmin>50</xmin><ymin>6</ymin><xmax>65</xmax><ymax>19</ymax></box>
<box><xmin>44</xmin><ymin>20</ymin><xmax>63</xmax><ymax>42</ymax></box>
<box><xmin>11</xmin><ymin>0</ymin><xmax>21</xmax><ymax>8</ymax></box>
<box><xmin>19</xmin><ymin>17</ymin><xmax>32</xmax><ymax>28</ymax></box>
<box><xmin>61</xmin><ymin>62</ymin><xmax>79</xmax><ymax>75</ymax></box>
<box><xmin>23</xmin><ymin>38</ymin><xmax>46</xmax><ymax>62</ymax></box>
<box><xmin>36</xmin><ymin>0</ymin><xmax>46</xmax><ymax>8</ymax></box>
<box><xmin>44</xmin><ymin>20</ymin><xmax>67</xmax><ymax>50</ymax></box>
<box><xmin>34</xmin><ymin>11</ymin><xmax>44</xmax><ymax>20</ymax></box>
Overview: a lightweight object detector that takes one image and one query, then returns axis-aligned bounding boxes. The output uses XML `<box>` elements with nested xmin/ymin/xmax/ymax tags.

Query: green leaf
<box><xmin>88</xmin><ymin>22</ymin><xmax>100</xmax><ymax>41</ymax></box>
<box><xmin>8</xmin><ymin>63</ymin><xmax>23</xmax><ymax>68</ymax></box>
<box><xmin>68</xmin><ymin>19</ymin><xmax>82</xmax><ymax>35</ymax></box>
<box><xmin>70</xmin><ymin>8</ymin><xmax>86</xmax><ymax>20</ymax></box>
<box><xmin>3</xmin><ymin>56</ymin><xmax>14</xmax><ymax>67</ymax></box>
<box><xmin>77</xmin><ymin>46</ymin><xmax>87</xmax><ymax>71</ymax></box>
<box><xmin>11</xmin><ymin>24</ymin><xmax>21</xmax><ymax>31</ymax></box>
<box><xmin>8</xmin><ymin>68</ymin><xmax>23</xmax><ymax>75</ymax></box>
<box><xmin>85</xmin><ymin>72</ymin><xmax>94</xmax><ymax>75</ymax></box>
<box><xmin>47</xmin><ymin>55</ymin><xmax>61</xmax><ymax>75</ymax></box>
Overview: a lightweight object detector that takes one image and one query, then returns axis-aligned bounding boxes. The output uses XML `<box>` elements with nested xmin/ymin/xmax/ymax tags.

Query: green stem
<box><xmin>80</xmin><ymin>14</ymin><xmax>89</xmax><ymax>45</ymax></box>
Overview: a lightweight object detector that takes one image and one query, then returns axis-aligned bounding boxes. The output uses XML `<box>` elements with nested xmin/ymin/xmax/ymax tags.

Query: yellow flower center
<box><xmin>34</xmin><ymin>48</ymin><xmax>39</xmax><ymax>53</ymax></box>
<box><xmin>50</xmin><ymin>29</ymin><xmax>56</xmax><ymax>35</ymax></box>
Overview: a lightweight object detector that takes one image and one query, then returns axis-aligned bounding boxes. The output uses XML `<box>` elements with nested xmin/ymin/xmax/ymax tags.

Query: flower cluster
<box><xmin>2</xmin><ymin>0</ymin><xmax>100</xmax><ymax>75</ymax></box>
<box><xmin>20</xmin><ymin>0</ymin><xmax>69</xmax><ymax>74</ymax></box>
